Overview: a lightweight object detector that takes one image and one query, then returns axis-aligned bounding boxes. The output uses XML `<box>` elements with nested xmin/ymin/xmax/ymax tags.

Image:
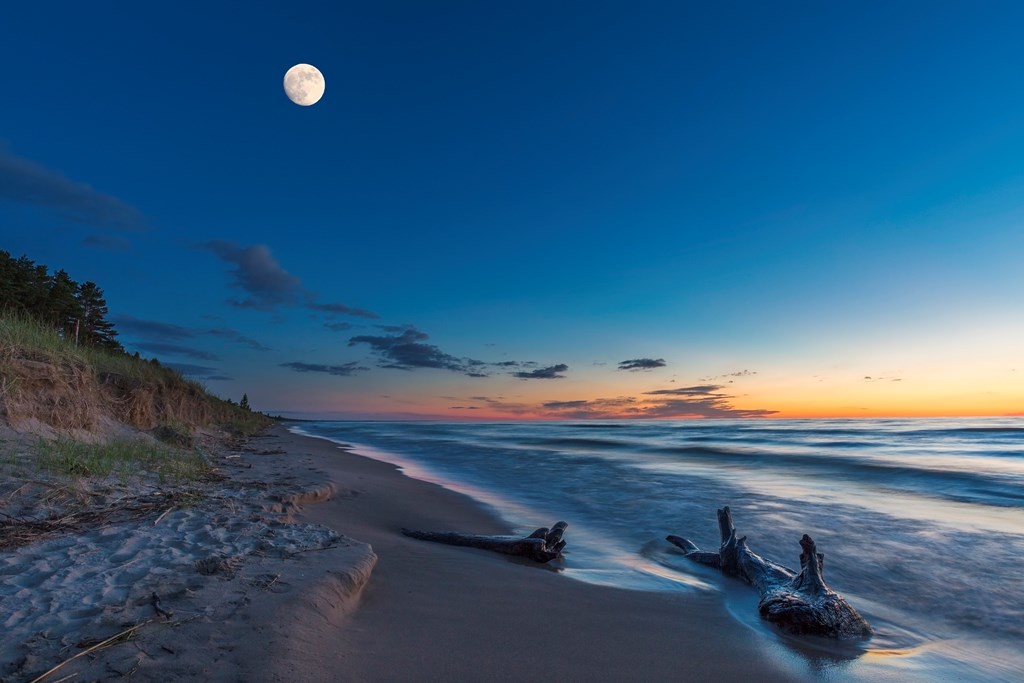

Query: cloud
<box><xmin>536</xmin><ymin>385</ymin><xmax>776</xmax><ymax>419</ymax></box>
<box><xmin>165</xmin><ymin>363</ymin><xmax>232</xmax><ymax>380</ymax></box>
<box><xmin>81</xmin><ymin>234</ymin><xmax>131</xmax><ymax>251</ymax></box>
<box><xmin>280</xmin><ymin>361</ymin><xmax>366</xmax><ymax>377</ymax></box>
<box><xmin>452</xmin><ymin>385</ymin><xmax>774</xmax><ymax>419</ymax></box>
<box><xmin>643</xmin><ymin>385</ymin><xmax>723</xmax><ymax>396</ymax></box>
<box><xmin>324</xmin><ymin>321</ymin><xmax>354</xmax><ymax>332</ymax></box>
<box><xmin>134</xmin><ymin>341</ymin><xmax>219</xmax><ymax>361</ymax></box>
<box><xmin>542</xmin><ymin>399</ymin><xmax>591</xmax><ymax>409</ymax></box>
<box><xmin>700</xmin><ymin>370</ymin><xmax>757</xmax><ymax>381</ymax></box>
<box><xmin>198</xmin><ymin>241</ymin><xmax>303</xmax><ymax>310</ymax></box>
<box><xmin>113</xmin><ymin>315</ymin><xmax>194</xmax><ymax>341</ymax></box>
<box><xmin>639</xmin><ymin>399</ymin><xmax>777</xmax><ymax>419</ymax></box>
<box><xmin>0</xmin><ymin>147</ymin><xmax>148</xmax><ymax>231</ymax></box>
<box><xmin>307</xmin><ymin>301</ymin><xmax>378</xmax><ymax>320</ymax></box>
<box><xmin>207</xmin><ymin>328</ymin><xmax>270</xmax><ymax>351</ymax></box>
<box><xmin>641</xmin><ymin>384</ymin><xmax>776</xmax><ymax>418</ymax></box>
<box><xmin>348</xmin><ymin>326</ymin><xmax>487</xmax><ymax>377</ymax></box>
<box><xmin>540</xmin><ymin>396</ymin><xmax>640</xmax><ymax>417</ymax></box>
<box><xmin>113</xmin><ymin>315</ymin><xmax>268</xmax><ymax>351</ymax></box>
<box><xmin>465</xmin><ymin>395</ymin><xmax>532</xmax><ymax>415</ymax></box>
<box><xmin>513</xmin><ymin>364</ymin><xmax>569</xmax><ymax>380</ymax></box>
<box><xmin>617</xmin><ymin>358</ymin><xmax>667</xmax><ymax>371</ymax></box>
<box><xmin>199</xmin><ymin>240</ymin><xmax>379</xmax><ymax>318</ymax></box>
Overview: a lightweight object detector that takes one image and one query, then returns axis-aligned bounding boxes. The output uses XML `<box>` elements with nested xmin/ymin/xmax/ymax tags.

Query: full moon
<box><xmin>283</xmin><ymin>64</ymin><xmax>325</xmax><ymax>106</ymax></box>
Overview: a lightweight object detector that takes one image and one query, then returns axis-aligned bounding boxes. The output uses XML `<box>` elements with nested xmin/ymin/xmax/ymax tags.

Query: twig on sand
<box><xmin>153</xmin><ymin>506</ymin><xmax>174</xmax><ymax>526</ymax></box>
<box><xmin>289</xmin><ymin>544</ymin><xmax>339</xmax><ymax>556</ymax></box>
<box><xmin>29</xmin><ymin>620</ymin><xmax>151</xmax><ymax>683</ymax></box>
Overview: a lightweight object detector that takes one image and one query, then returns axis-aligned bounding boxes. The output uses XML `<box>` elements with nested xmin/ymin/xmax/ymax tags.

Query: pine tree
<box><xmin>47</xmin><ymin>269</ymin><xmax>84</xmax><ymax>341</ymax></box>
<box><xmin>240</xmin><ymin>393</ymin><xmax>250</xmax><ymax>411</ymax></box>
<box><xmin>77</xmin><ymin>281</ymin><xmax>122</xmax><ymax>351</ymax></box>
<box><xmin>0</xmin><ymin>251</ymin><xmax>16</xmax><ymax>310</ymax></box>
<box><xmin>2</xmin><ymin>254</ymin><xmax>50</xmax><ymax>315</ymax></box>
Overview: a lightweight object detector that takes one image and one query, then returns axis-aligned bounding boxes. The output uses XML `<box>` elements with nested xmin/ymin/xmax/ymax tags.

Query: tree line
<box><xmin>0</xmin><ymin>249</ymin><xmax>122</xmax><ymax>351</ymax></box>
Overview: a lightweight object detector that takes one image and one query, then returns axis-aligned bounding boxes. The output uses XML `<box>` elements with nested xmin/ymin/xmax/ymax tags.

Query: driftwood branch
<box><xmin>401</xmin><ymin>521</ymin><xmax>568</xmax><ymax>563</ymax></box>
<box><xmin>667</xmin><ymin>506</ymin><xmax>871</xmax><ymax>639</ymax></box>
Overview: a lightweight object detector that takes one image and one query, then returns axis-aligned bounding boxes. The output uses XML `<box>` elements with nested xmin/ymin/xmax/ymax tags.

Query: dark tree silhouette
<box><xmin>1</xmin><ymin>250</ymin><xmax>125</xmax><ymax>351</ymax></box>
<box><xmin>77</xmin><ymin>281</ymin><xmax>122</xmax><ymax>351</ymax></box>
<box><xmin>239</xmin><ymin>393</ymin><xmax>250</xmax><ymax>410</ymax></box>
<box><xmin>47</xmin><ymin>269</ymin><xmax>84</xmax><ymax>341</ymax></box>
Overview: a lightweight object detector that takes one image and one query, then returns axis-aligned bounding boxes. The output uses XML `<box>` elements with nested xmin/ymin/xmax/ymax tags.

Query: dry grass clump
<box><xmin>0</xmin><ymin>316</ymin><xmax>102</xmax><ymax>431</ymax></box>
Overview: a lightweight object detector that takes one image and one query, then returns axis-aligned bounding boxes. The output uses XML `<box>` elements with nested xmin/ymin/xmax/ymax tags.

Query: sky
<box><xmin>1</xmin><ymin>1</ymin><xmax>1022</xmax><ymax>420</ymax></box>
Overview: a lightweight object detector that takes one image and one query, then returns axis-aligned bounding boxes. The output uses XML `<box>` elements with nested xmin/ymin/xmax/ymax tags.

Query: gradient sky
<box><xmin>2</xmin><ymin>2</ymin><xmax>1022</xmax><ymax>419</ymax></box>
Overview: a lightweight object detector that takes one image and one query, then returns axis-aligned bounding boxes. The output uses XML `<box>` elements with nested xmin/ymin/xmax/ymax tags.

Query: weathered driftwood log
<box><xmin>401</xmin><ymin>521</ymin><xmax>568</xmax><ymax>563</ymax></box>
<box><xmin>667</xmin><ymin>507</ymin><xmax>871</xmax><ymax>639</ymax></box>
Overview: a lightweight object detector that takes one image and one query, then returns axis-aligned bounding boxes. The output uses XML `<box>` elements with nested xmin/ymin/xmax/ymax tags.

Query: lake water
<box><xmin>292</xmin><ymin>418</ymin><xmax>1024</xmax><ymax>682</ymax></box>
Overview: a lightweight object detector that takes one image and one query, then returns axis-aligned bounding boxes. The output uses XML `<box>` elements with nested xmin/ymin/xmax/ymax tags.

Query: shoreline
<box><xmin>268</xmin><ymin>425</ymin><xmax>802</xmax><ymax>682</ymax></box>
<box><xmin>3</xmin><ymin>423</ymin><xmax>807</xmax><ymax>681</ymax></box>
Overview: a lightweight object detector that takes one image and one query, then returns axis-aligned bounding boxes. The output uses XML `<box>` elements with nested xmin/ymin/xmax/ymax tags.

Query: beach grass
<box><xmin>34</xmin><ymin>437</ymin><xmax>212</xmax><ymax>483</ymax></box>
<box><xmin>0</xmin><ymin>312</ymin><xmax>85</xmax><ymax>364</ymax></box>
<box><xmin>0</xmin><ymin>310</ymin><xmax>274</xmax><ymax>434</ymax></box>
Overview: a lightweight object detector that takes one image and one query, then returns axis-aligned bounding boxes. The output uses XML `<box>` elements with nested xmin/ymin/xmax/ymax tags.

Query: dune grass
<box><xmin>1</xmin><ymin>310</ymin><xmax>273</xmax><ymax>434</ymax></box>
<box><xmin>34</xmin><ymin>438</ymin><xmax>212</xmax><ymax>483</ymax></box>
<box><xmin>0</xmin><ymin>312</ymin><xmax>85</xmax><ymax>364</ymax></box>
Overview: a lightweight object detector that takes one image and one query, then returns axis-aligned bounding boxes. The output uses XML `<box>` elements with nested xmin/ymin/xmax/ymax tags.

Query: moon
<box><xmin>283</xmin><ymin>64</ymin><xmax>325</xmax><ymax>106</ymax></box>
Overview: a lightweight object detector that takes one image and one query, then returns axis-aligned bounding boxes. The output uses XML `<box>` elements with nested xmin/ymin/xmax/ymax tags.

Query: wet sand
<box><xmin>263</xmin><ymin>425</ymin><xmax>800</xmax><ymax>682</ymax></box>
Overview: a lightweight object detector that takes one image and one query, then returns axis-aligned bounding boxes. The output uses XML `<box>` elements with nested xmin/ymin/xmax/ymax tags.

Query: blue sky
<box><xmin>2</xmin><ymin>2</ymin><xmax>1023</xmax><ymax>418</ymax></box>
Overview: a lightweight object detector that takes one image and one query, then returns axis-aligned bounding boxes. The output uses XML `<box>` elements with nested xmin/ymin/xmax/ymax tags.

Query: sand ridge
<box><xmin>0</xmin><ymin>428</ymin><xmax>376</xmax><ymax>682</ymax></box>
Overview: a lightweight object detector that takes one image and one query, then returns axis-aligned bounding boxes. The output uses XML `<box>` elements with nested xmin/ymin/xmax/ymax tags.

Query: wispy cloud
<box><xmin>699</xmin><ymin>369</ymin><xmax>757</xmax><ymax>381</ymax></box>
<box><xmin>81</xmin><ymin>234</ymin><xmax>132</xmax><ymax>251</ymax></box>
<box><xmin>307</xmin><ymin>300</ymin><xmax>378</xmax><ymax>320</ymax></box>
<box><xmin>465</xmin><ymin>395</ymin><xmax>532</xmax><ymax>415</ymax></box>
<box><xmin>539</xmin><ymin>396</ymin><xmax>640</xmax><ymax>417</ymax></box>
<box><xmin>198</xmin><ymin>241</ymin><xmax>303</xmax><ymax>310</ymax></box>
<box><xmin>643</xmin><ymin>385</ymin><xmax>722</xmax><ymax>396</ymax></box>
<box><xmin>348</xmin><ymin>326</ymin><xmax>487</xmax><ymax>377</ymax></box>
<box><xmin>324</xmin><ymin>322</ymin><xmax>354</xmax><ymax>332</ymax></box>
<box><xmin>207</xmin><ymin>328</ymin><xmax>270</xmax><ymax>351</ymax></box>
<box><xmin>617</xmin><ymin>358</ymin><xmax>666</xmax><ymax>371</ymax></box>
<box><xmin>0</xmin><ymin>147</ymin><xmax>147</xmax><ymax>231</ymax></box>
<box><xmin>113</xmin><ymin>314</ymin><xmax>193</xmax><ymax>340</ymax></box>
<box><xmin>164</xmin><ymin>363</ymin><xmax>232</xmax><ymax>381</ymax></box>
<box><xmin>541</xmin><ymin>399</ymin><xmax>591</xmax><ymax>409</ymax></box>
<box><xmin>199</xmin><ymin>240</ymin><xmax>379</xmax><ymax>318</ymax></box>
<box><xmin>113</xmin><ymin>314</ymin><xmax>270</xmax><ymax>351</ymax></box>
<box><xmin>280</xmin><ymin>361</ymin><xmax>366</xmax><ymax>377</ymax></box>
<box><xmin>512</xmin><ymin>362</ymin><xmax>569</xmax><ymax>378</ymax></box>
<box><xmin>134</xmin><ymin>341</ymin><xmax>219</xmax><ymax>361</ymax></box>
<box><xmin>449</xmin><ymin>384</ymin><xmax>776</xmax><ymax>419</ymax></box>
<box><xmin>639</xmin><ymin>384</ymin><xmax>776</xmax><ymax>417</ymax></box>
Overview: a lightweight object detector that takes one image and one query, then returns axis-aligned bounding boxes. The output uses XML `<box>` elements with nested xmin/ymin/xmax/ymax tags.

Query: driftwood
<box><xmin>667</xmin><ymin>507</ymin><xmax>871</xmax><ymax>639</ymax></box>
<box><xmin>401</xmin><ymin>521</ymin><xmax>568</xmax><ymax>563</ymax></box>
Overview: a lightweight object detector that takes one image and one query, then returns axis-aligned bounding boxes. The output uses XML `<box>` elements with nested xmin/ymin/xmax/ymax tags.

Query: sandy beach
<box><xmin>2</xmin><ymin>424</ymin><xmax>805</xmax><ymax>682</ymax></box>
<box><xmin>258</xmin><ymin>426</ymin><xmax>800</xmax><ymax>682</ymax></box>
